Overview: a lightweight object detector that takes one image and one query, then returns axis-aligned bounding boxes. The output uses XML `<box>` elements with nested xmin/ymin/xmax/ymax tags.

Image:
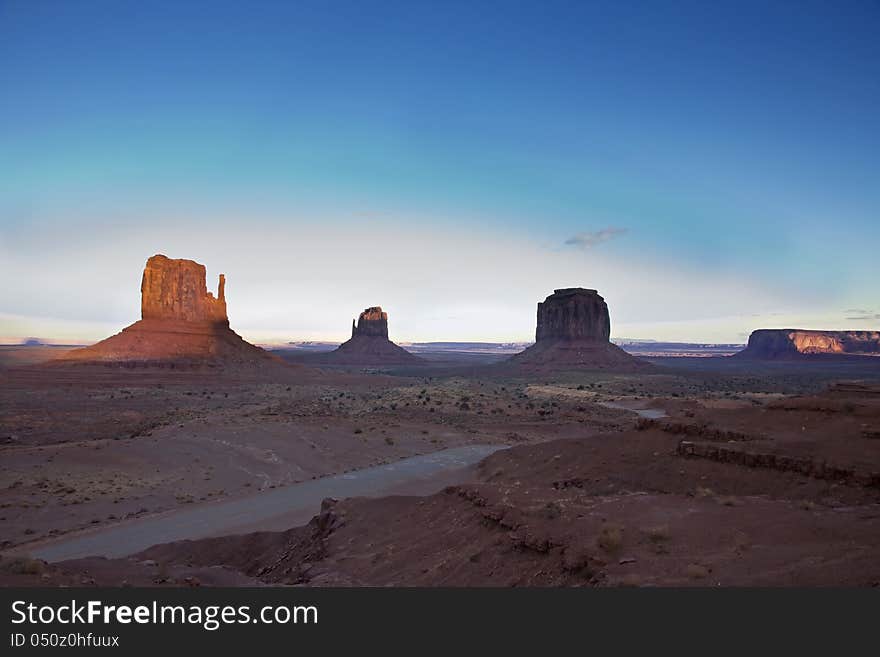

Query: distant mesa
<box><xmin>324</xmin><ymin>306</ymin><xmax>423</xmax><ymax>366</ymax></box>
<box><xmin>737</xmin><ymin>329</ymin><xmax>880</xmax><ymax>359</ymax></box>
<box><xmin>509</xmin><ymin>288</ymin><xmax>650</xmax><ymax>370</ymax></box>
<box><xmin>54</xmin><ymin>254</ymin><xmax>276</xmax><ymax>368</ymax></box>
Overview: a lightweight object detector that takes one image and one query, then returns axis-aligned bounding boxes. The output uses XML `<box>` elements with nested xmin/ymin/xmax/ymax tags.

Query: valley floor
<box><xmin>2</xmin><ymin>347</ymin><xmax>880</xmax><ymax>586</ymax></box>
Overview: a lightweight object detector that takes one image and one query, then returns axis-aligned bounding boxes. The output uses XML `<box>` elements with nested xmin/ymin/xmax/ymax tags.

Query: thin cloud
<box><xmin>564</xmin><ymin>227</ymin><xmax>627</xmax><ymax>249</ymax></box>
<box><xmin>845</xmin><ymin>313</ymin><xmax>880</xmax><ymax>321</ymax></box>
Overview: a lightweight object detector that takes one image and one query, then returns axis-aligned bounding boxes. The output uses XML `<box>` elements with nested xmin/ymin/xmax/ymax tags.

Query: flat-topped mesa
<box><xmin>738</xmin><ymin>329</ymin><xmax>880</xmax><ymax>359</ymax></box>
<box><xmin>141</xmin><ymin>254</ymin><xmax>228</xmax><ymax>326</ymax></box>
<box><xmin>509</xmin><ymin>286</ymin><xmax>648</xmax><ymax>371</ymax></box>
<box><xmin>536</xmin><ymin>288</ymin><xmax>611</xmax><ymax>342</ymax></box>
<box><xmin>352</xmin><ymin>307</ymin><xmax>389</xmax><ymax>339</ymax></box>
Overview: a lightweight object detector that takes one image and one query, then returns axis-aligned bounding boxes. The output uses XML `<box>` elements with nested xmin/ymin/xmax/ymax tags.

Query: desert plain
<box><xmin>3</xmin><ymin>341</ymin><xmax>880</xmax><ymax>587</ymax></box>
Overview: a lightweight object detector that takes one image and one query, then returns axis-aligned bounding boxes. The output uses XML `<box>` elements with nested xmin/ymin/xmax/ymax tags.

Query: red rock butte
<box><xmin>737</xmin><ymin>329</ymin><xmax>880</xmax><ymax>359</ymax></box>
<box><xmin>54</xmin><ymin>254</ymin><xmax>275</xmax><ymax>367</ymax></box>
<box><xmin>509</xmin><ymin>288</ymin><xmax>649</xmax><ymax>370</ymax></box>
<box><xmin>325</xmin><ymin>306</ymin><xmax>422</xmax><ymax>366</ymax></box>
<box><xmin>140</xmin><ymin>254</ymin><xmax>228</xmax><ymax>325</ymax></box>
<box><xmin>351</xmin><ymin>307</ymin><xmax>389</xmax><ymax>339</ymax></box>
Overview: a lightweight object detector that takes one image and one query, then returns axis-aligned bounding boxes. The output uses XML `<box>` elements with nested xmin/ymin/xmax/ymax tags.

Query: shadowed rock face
<box><xmin>351</xmin><ymin>307</ymin><xmax>389</xmax><ymax>339</ymax></box>
<box><xmin>536</xmin><ymin>288</ymin><xmax>611</xmax><ymax>342</ymax></box>
<box><xmin>739</xmin><ymin>329</ymin><xmax>880</xmax><ymax>359</ymax></box>
<box><xmin>509</xmin><ymin>287</ymin><xmax>648</xmax><ymax>371</ymax></box>
<box><xmin>326</xmin><ymin>306</ymin><xmax>421</xmax><ymax>365</ymax></box>
<box><xmin>141</xmin><ymin>254</ymin><xmax>227</xmax><ymax>325</ymax></box>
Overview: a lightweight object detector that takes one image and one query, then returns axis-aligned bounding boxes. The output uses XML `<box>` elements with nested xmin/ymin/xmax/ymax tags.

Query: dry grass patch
<box><xmin>685</xmin><ymin>563</ymin><xmax>709</xmax><ymax>579</ymax></box>
<box><xmin>597</xmin><ymin>524</ymin><xmax>624</xmax><ymax>554</ymax></box>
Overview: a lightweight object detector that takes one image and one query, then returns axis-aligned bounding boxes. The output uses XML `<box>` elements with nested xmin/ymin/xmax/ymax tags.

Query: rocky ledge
<box><xmin>737</xmin><ymin>329</ymin><xmax>880</xmax><ymax>359</ymax></box>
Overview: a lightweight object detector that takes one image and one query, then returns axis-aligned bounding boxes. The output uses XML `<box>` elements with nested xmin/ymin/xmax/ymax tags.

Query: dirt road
<box><xmin>23</xmin><ymin>444</ymin><xmax>504</xmax><ymax>562</ymax></box>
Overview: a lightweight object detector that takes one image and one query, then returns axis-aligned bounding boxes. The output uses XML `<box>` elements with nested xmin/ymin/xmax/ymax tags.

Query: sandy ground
<box><xmin>0</xmin><ymin>360</ymin><xmax>628</xmax><ymax>552</ymax></box>
<box><xmin>2</xmin><ymin>346</ymin><xmax>880</xmax><ymax>586</ymax></box>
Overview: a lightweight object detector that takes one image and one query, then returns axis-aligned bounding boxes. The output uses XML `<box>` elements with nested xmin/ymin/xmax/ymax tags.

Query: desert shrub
<box><xmin>643</xmin><ymin>526</ymin><xmax>670</xmax><ymax>543</ymax></box>
<box><xmin>1</xmin><ymin>557</ymin><xmax>46</xmax><ymax>575</ymax></box>
<box><xmin>597</xmin><ymin>524</ymin><xmax>624</xmax><ymax>553</ymax></box>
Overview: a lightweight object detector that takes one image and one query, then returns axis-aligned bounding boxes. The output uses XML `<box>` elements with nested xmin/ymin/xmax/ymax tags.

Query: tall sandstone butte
<box><xmin>510</xmin><ymin>288</ymin><xmax>648</xmax><ymax>370</ymax></box>
<box><xmin>327</xmin><ymin>306</ymin><xmax>422</xmax><ymax>365</ymax></box>
<box><xmin>536</xmin><ymin>288</ymin><xmax>611</xmax><ymax>342</ymax></box>
<box><xmin>55</xmin><ymin>254</ymin><xmax>274</xmax><ymax>367</ymax></box>
<box><xmin>140</xmin><ymin>254</ymin><xmax>228</xmax><ymax>325</ymax></box>
<box><xmin>738</xmin><ymin>329</ymin><xmax>880</xmax><ymax>359</ymax></box>
<box><xmin>351</xmin><ymin>307</ymin><xmax>389</xmax><ymax>339</ymax></box>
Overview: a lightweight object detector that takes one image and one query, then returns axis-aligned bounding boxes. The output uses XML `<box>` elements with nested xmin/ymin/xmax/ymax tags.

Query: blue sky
<box><xmin>1</xmin><ymin>1</ymin><xmax>878</xmax><ymax>343</ymax></box>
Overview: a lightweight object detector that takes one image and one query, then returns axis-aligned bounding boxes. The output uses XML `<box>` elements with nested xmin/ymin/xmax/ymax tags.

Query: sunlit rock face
<box><xmin>536</xmin><ymin>288</ymin><xmax>611</xmax><ymax>342</ymax></box>
<box><xmin>351</xmin><ymin>307</ymin><xmax>389</xmax><ymax>339</ymax></box>
<box><xmin>141</xmin><ymin>254</ymin><xmax>228</xmax><ymax>325</ymax></box>
<box><xmin>739</xmin><ymin>329</ymin><xmax>880</xmax><ymax>358</ymax></box>
<box><xmin>53</xmin><ymin>254</ymin><xmax>274</xmax><ymax>367</ymax></box>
